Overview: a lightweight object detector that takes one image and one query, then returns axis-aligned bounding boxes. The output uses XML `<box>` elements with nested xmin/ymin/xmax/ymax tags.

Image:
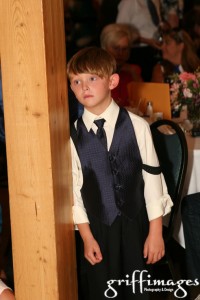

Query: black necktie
<box><xmin>94</xmin><ymin>119</ymin><xmax>107</xmax><ymax>149</ymax></box>
<box><xmin>147</xmin><ymin>0</ymin><xmax>160</xmax><ymax>26</ymax></box>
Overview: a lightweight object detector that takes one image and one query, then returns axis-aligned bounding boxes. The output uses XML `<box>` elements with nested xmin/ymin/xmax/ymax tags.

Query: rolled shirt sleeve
<box><xmin>130</xmin><ymin>114</ymin><xmax>173</xmax><ymax>221</ymax></box>
<box><xmin>70</xmin><ymin>139</ymin><xmax>89</xmax><ymax>225</ymax></box>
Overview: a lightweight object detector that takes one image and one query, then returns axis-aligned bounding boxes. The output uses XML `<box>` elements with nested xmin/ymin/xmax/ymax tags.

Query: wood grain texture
<box><xmin>0</xmin><ymin>0</ymin><xmax>77</xmax><ymax>299</ymax></box>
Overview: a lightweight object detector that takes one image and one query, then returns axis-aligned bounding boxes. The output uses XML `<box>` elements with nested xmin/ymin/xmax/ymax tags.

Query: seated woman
<box><xmin>151</xmin><ymin>28</ymin><xmax>200</xmax><ymax>83</ymax></box>
<box><xmin>151</xmin><ymin>28</ymin><xmax>200</xmax><ymax>117</ymax></box>
<box><xmin>100</xmin><ymin>23</ymin><xmax>143</xmax><ymax>107</ymax></box>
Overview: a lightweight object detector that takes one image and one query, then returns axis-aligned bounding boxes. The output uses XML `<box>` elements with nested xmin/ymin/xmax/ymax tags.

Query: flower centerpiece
<box><xmin>170</xmin><ymin>70</ymin><xmax>200</xmax><ymax>133</ymax></box>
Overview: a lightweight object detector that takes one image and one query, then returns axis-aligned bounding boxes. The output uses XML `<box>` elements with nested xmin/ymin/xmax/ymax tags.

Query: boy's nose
<box><xmin>82</xmin><ymin>82</ymin><xmax>89</xmax><ymax>91</ymax></box>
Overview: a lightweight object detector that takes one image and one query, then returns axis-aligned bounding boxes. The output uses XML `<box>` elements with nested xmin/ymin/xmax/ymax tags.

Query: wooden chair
<box><xmin>127</xmin><ymin>82</ymin><xmax>171</xmax><ymax>119</ymax></box>
<box><xmin>150</xmin><ymin>119</ymin><xmax>188</xmax><ymax>280</ymax></box>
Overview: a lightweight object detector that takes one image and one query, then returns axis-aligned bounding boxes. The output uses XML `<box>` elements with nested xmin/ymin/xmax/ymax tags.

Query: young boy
<box><xmin>67</xmin><ymin>47</ymin><xmax>173</xmax><ymax>300</ymax></box>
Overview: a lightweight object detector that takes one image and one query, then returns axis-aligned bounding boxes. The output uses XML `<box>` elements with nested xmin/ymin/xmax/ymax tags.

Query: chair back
<box><xmin>127</xmin><ymin>82</ymin><xmax>171</xmax><ymax>119</ymax></box>
<box><xmin>150</xmin><ymin>119</ymin><xmax>188</xmax><ymax>242</ymax></box>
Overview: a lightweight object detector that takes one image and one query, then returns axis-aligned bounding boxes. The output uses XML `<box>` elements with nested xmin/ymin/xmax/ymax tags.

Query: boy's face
<box><xmin>70</xmin><ymin>73</ymin><xmax>119</xmax><ymax>115</ymax></box>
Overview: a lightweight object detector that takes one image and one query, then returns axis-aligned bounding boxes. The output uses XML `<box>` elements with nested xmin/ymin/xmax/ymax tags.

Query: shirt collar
<box><xmin>82</xmin><ymin>100</ymin><xmax>120</xmax><ymax>131</ymax></box>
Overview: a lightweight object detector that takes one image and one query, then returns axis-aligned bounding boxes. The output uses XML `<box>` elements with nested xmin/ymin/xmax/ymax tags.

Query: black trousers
<box><xmin>76</xmin><ymin>207</ymin><xmax>150</xmax><ymax>300</ymax></box>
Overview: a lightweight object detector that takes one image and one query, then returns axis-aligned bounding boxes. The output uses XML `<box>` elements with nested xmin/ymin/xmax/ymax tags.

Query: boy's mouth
<box><xmin>84</xmin><ymin>95</ymin><xmax>93</xmax><ymax>99</ymax></box>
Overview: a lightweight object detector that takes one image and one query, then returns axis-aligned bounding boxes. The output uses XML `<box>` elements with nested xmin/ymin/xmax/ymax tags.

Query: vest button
<box><xmin>112</xmin><ymin>169</ymin><xmax>119</xmax><ymax>176</ymax></box>
<box><xmin>117</xmin><ymin>199</ymin><xmax>125</xmax><ymax>207</ymax></box>
<box><xmin>115</xmin><ymin>184</ymin><xmax>122</xmax><ymax>191</ymax></box>
<box><xmin>109</xmin><ymin>154</ymin><xmax>116</xmax><ymax>162</ymax></box>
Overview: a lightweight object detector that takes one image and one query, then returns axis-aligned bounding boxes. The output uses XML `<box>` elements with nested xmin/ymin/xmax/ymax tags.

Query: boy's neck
<box><xmin>85</xmin><ymin>98</ymin><xmax>112</xmax><ymax>116</ymax></box>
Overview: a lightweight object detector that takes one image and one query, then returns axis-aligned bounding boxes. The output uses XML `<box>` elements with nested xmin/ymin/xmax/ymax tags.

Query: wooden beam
<box><xmin>0</xmin><ymin>0</ymin><xmax>78</xmax><ymax>299</ymax></box>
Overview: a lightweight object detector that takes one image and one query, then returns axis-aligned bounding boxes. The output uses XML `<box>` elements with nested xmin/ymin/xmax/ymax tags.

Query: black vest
<box><xmin>71</xmin><ymin>108</ymin><xmax>145</xmax><ymax>226</ymax></box>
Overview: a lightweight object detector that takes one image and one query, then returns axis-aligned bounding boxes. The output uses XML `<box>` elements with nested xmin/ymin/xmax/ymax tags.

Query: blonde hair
<box><xmin>100</xmin><ymin>23</ymin><xmax>139</xmax><ymax>50</ymax></box>
<box><xmin>67</xmin><ymin>47</ymin><xmax>117</xmax><ymax>79</ymax></box>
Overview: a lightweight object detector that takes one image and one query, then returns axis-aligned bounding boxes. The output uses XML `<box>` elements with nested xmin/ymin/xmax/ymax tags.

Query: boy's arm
<box><xmin>143</xmin><ymin>216</ymin><xmax>165</xmax><ymax>264</ymax></box>
<box><xmin>77</xmin><ymin>223</ymin><xmax>103</xmax><ymax>265</ymax></box>
<box><xmin>70</xmin><ymin>139</ymin><xmax>103</xmax><ymax>265</ymax></box>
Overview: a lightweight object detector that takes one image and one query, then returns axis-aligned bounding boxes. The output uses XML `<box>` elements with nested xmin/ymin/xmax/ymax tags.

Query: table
<box><xmin>173</xmin><ymin>134</ymin><xmax>200</xmax><ymax>248</ymax></box>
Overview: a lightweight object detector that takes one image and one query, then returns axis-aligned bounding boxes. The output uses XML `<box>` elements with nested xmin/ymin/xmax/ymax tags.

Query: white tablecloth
<box><xmin>173</xmin><ymin>135</ymin><xmax>200</xmax><ymax>248</ymax></box>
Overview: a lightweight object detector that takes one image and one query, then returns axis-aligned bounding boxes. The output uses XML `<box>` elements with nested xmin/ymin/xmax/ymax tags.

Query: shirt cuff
<box><xmin>72</xmin><ymin>205</ymin><xmax>89</xmax><ymax>225</ymax></box>
<box><xmin>146</xmin><ymin>194</ymin><xmax>173</xmax><ymax>221</ymax></box>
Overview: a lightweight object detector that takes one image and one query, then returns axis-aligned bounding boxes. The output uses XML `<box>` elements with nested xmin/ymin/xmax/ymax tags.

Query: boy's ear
<box><xmin>109</xmin><ymin>73</ymin><xmax>120</xmax><ymax>90</ymax></box>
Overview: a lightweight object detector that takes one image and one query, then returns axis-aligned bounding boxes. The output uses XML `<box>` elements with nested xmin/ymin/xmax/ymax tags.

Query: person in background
<box><xmin>151</xmin><ymin>28</ymin><xmax>200</xmax><ymax>83</ymax></box>
<box><xmin>0</xmin><ymin>280</ymin><xmax>15</xmax><ymax>300</ymax></box>
<box><xmin>116</xmin><ymin>0</ymin><xmax>184</xmax><ymax>81</ymax></box>
<box><xmin>116</xmin><ymin>0</ymin><xmax>162</xmax><ymax>81</ymax></box>
<box><xmin>67</xmin><ymin>46</ymin><xmax>173</xmax><ymax>299</ymax></box>
<box><xmin>151</xmin><ymin>28</ymin><xmax>200</xmax><ymax>118</ymax></box>
<box><xmin>100</xmin><ymin>23</ymin><xmax>143</xmax><ymax>107</ymax></box>
<box><xmin>161</xmin><ymin>0</ymin><xmax>184</xmax><ymax>29</ymax></box>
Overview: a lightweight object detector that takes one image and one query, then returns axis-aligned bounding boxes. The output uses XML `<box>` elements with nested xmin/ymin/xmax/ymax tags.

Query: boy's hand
<box><xmin>84</xmin><ymin>236</ymin><xmax>103</xmax><ymax>265</ymax></box>
<box><xmin>143</xmin><ymin>233</ymin><xmax>165</xmax><ymax>264</ymax></box>
<box><xmin>143</xmin><ymin>216</ymin><xmax>165</xmax><ymax>264</ymax></box>
<box><xmin>77</xmin><ymin>223</ymin><xmax>103</xmax><ymax>265</ymax></box>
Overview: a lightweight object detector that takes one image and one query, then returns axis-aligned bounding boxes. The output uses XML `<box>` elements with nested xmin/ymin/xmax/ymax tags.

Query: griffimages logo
<box><xmin>104</xmin><ymin>270</ymin><xmax>199</xmax><ymax>299</ymax></box>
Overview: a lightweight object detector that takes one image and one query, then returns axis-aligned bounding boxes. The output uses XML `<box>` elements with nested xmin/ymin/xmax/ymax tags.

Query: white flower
<box><xmin>183</xmin><ymin>88</ymin><xmax>193</xmax><ymax>98</ymax></box>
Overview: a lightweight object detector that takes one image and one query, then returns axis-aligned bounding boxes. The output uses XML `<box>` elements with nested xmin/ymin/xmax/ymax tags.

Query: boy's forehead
<box><xmin>70</xmin><ymin>72</ymin><xmax>101</xmax><ymax>79</ymax></box>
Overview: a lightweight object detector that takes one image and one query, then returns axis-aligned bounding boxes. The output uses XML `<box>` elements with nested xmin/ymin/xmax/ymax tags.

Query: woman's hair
<box><xmin>100</xmin><ymin>23</ymin><xmax>139</xmax><ymax>50</ymax></box>
<box><xmin>163</xmin><ymin>28</ymin><xmax>200</xmax><ymax>72</ymax></box>
<box><xmin>67</xmin><ymin>47</ymin><xmax>117</xmax><ymax>79</ymax></box>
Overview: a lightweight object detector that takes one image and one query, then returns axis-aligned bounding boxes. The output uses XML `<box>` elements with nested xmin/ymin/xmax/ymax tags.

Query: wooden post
<box><xmin>0</xmin><ymin>0</ymin><xmax>78</xmax><ymax>299</ymax></box>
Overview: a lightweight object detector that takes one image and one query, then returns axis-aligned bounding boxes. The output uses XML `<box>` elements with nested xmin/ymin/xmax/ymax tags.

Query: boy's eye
<box><xmin>89</xmin><ymin>76</ymin><xmax>97</xmax><ymax>81</ymax></box>
<box><xmin>73</xmin><ymin>80</ymin><xmax>81</xmax><ymax>85</ymax></box>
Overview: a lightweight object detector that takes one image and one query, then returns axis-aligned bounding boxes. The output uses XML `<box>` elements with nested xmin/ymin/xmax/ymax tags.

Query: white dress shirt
<box><xmin>70</xmin><ymin>100</ymin><xmax>173</xmax><ymax>225</ymax></box>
